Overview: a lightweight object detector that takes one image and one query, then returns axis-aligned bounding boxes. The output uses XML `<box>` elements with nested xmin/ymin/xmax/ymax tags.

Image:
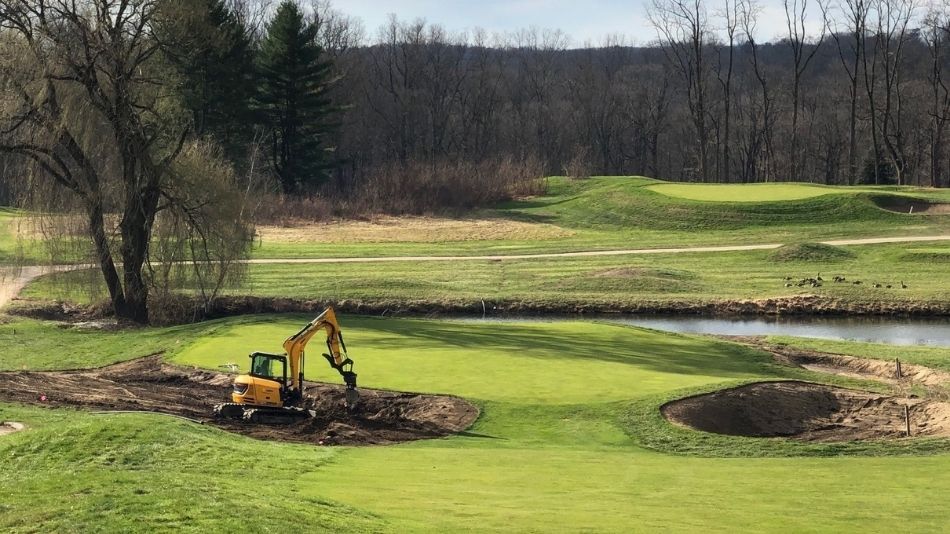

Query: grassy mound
<box><xmin>504</xmin><ymin>178</ymin><xmax>913</xmax><ymax>232</ymax></box>
<box><xmin>899</xmin><ymin>248</ymin><xmax>950</xmax><ymax>263</ymax></box>
<box><xmin>769</xmin><ymin>243</ymin><xmax>856</xmax><ymax>262</ymax></box>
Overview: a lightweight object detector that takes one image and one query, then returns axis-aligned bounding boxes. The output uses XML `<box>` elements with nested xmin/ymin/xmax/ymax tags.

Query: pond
<box><xmin>458</xmin><ymin>314</ymin><xmax>950</xmax><ymax>347</ymax></box>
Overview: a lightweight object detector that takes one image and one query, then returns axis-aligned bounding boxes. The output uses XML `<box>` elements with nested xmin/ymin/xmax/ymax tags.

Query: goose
<box><xmin>900</xmin><ymin>281</ymin><xmax>907</xmax><ymax>289</ymax></box>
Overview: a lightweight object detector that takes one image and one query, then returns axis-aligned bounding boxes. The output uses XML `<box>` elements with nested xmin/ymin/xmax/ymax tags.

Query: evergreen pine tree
<box><xmin>257</xmin><ymin>1</ymin><xmax>339</xmax><ymax>194</ymax></box>
<box><xmin>155</xmin><ymin>0</ymin><xmax>255</xmax><ymax>156</ymax></box>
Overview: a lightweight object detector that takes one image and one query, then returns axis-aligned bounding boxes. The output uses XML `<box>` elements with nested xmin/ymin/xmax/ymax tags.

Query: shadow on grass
<box><xmin>351</xmin><ymin>317</ymin><xmax>775</xmax><ymax>380</ymax></box>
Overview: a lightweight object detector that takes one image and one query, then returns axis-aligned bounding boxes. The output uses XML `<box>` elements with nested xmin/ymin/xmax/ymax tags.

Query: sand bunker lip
<box><xmin>0</xmin><ymin>356</ymin><xmax>479</xmax><ymax>446</ymax></box>
<box><xmin>0</xmin><ymin>421</ymin><xmax>25</xmax><ymax>436</ymax></box>
<box><xmin>662</xmin><ymin>381</ymin><xmax>950</xmax><ymax>442</ymax></box>
<box><xmin>870</xmin><ymin>195</ymin><xmax>950</xmax><ymax>215</ymax></box>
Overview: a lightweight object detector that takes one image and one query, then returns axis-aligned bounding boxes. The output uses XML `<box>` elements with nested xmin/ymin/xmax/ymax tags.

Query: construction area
<box><xmin>0</xmin><ymin>355</ymin><xmax>479</xmax><ymax>446</ymax></box>
<box><xmin>663</xmin><ymin>340</ymin><xmax>950</xmax><ymax>442</ymax></box>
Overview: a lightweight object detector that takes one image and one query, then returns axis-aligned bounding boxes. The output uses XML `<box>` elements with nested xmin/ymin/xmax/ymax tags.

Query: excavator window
<box><xmin>249</xmin><ymin>353</ymin><xmax>286</xmax><ymax>383</ymax></box>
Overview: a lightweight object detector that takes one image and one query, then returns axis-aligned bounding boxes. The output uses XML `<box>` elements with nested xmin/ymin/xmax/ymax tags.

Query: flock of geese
<box><xmin>783</xmin><ymin>273</ymin><xmax>907</xmax><ymax>289</ymax></box>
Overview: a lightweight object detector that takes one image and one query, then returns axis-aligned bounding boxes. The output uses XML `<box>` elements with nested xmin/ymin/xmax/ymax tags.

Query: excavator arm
<box><xmin>282</xmin><ymin>307</ymin><xmax>359</xmax><ymax>407</ymax></box>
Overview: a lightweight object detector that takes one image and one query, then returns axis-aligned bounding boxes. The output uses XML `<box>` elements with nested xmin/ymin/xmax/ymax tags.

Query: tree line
<box><xmin>326</xmin><ymin>0</ymin><xmax>950</xmax><ymax>189</ymax></box>
<box><xmin>0</xmin><ymin>0</ymin><xmax>948</xmax><ymax>323</ymax></box>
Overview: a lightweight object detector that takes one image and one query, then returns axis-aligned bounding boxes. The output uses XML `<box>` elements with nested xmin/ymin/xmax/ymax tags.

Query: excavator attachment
<box><xmin>213</xmin><ymin>307</ymin><xmax>360</xmax><ymax>425</ymax></box>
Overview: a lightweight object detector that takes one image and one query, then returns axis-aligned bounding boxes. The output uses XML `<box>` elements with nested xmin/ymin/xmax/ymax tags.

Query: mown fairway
<box><xmin>23</xmin><ymin>242</ymin><xmax>950</xmax><ymax>309</ymax></box>
<box><xmin>2</xmin><ymin>315</ymin><xmax>950</xmax><ymax>532</ymax></box>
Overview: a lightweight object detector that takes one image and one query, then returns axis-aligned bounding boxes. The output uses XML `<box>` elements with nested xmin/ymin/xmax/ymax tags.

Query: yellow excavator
<box><xmin>213</xmin><ymin>307</ymin><xmax>359</xmax><ymax>424</ymax></box>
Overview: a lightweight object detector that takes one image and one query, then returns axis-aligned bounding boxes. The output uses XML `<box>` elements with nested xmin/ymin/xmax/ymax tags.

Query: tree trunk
<box><xmin>87</xmin><ymin>199</ymin><xmax>126</xmax><ymax>314</ymax></box>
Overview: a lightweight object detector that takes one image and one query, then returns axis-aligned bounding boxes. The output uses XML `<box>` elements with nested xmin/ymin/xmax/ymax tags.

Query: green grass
<box><xmin>23</xmin><ymin>242</ymin><xmax>949</xmax><ymax>309</ymax></box>
<box><xmin>769</xmin><ymin>242</ymin><xmax>857</xmax><ymax>262</ymax></box>
<box><xmin>248</xmin><ymin>177</ymin><xmax>950</xmax><ymax>259</ymax></box>
<box><xmin>2</xmin><ymin>315</ymin><xmax>950</xmax><ymax>531</ymax></box>
<box><xmin>6</xmin><ymin>179</ymin><xmax>950</xmax><ymax>263</ymax></box>
<box><xmin>647</xmin><ymin>182</ymin><xmax>843</xmax><ymax>201</ymax></box>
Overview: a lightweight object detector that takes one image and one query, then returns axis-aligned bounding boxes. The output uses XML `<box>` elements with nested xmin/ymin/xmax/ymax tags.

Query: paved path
<box><xmin>2</xmin><ymin>234</ymin><xmax>949</xmax><ymax>308</ymax></box>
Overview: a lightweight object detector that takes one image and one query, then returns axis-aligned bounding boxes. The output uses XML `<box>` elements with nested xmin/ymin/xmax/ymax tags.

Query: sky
<box><xmin>336</xmin><ymin>0</ymin><xmax>829</xmax><ymax>47</ymax></box>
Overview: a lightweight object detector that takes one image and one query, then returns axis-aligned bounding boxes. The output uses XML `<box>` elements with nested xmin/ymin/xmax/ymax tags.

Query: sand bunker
<box><xmin>663</xmin><ymin>381</ymin><xmax>950</xmax><ymax>442</ymax></box>
<box><xmin>0</xmin><ymin>356</ymin><xmax>478</xmax><ymax>446</ymax></box>
<box><xmin>871</xmin><ymin>195</ymin><xmax>950</xmax><ymax>215</ymax></box>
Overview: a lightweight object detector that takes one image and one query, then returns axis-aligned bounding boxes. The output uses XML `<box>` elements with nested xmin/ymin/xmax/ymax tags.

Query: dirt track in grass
<box><xmin>0</xmin><ymin>355</ymin><xmax>479</xmax><ymax>446</ymax></box>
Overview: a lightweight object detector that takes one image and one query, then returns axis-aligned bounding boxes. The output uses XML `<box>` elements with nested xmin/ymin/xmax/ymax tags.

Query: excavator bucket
<box><xmin>345</xmin><ymin>387</ymin><xmax>360</xmax><ymax>410</ymax></box>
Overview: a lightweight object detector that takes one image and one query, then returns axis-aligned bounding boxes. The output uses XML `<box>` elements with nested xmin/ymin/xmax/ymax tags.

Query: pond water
<box><xmin>458</xmin><ymin>314</ymin><xmax>950</xmax><ymax>347</ymax></box>
<box><xmin>616</xmin><ymin>316</ymin><xmax>950</xmax><ymax>347</ymax></box>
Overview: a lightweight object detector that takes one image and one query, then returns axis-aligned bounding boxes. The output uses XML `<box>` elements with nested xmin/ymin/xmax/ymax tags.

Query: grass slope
<box><xmin>249</xmin><ymin>177</ymin><xmax>950</xmax><ymax>259</ymax></box>
<box><xmin>2</xmin><ymin>315</ymin><xmax>950</xmax><ymax>532</ymax></box>
<box><xmin>6</xmin><ymin>179</ymin><xmax>950</xmax><ymax>262</ymax></box>
<box><xmin>23</xmin><ymin>242</ymin><xmax>949</xmax><ymax>309</ymax></box>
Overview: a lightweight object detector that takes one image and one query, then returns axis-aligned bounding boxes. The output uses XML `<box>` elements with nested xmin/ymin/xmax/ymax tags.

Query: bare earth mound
<box><xmin>0</xmin><ymin>422</ymin><xmax>25</xmax><ymax>436</ymax></box>
<box><xmin>0</xmin><ymin>356</ymin><xmax>478</xmax><ymax>446</ymax></box>
<box><xmin>662</xmin><ymin>381</ymin><xmax>950</xmax><ymax>442</ymax></box>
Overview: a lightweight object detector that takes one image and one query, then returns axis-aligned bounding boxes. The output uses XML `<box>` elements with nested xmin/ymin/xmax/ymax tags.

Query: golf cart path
<box><xmin>2</xmin><ymin>234</ymin><xmax>949</xmax><ymax>309</ymax></box>
<box><xmin>247</xmin><ymin>234</ymin><xmax>950</xmax><ymax>263</ymax></box>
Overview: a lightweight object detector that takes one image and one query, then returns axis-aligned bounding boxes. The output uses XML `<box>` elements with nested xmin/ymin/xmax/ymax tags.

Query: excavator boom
<box><xmin>283</xmin><ymin>307</ymin><xmax>359</xmax><ymax>405</ymax></box>
<box><xmin>214</xmin><ymin>307</ymin><xmax>359</xmax><ymax>424</ymax></box>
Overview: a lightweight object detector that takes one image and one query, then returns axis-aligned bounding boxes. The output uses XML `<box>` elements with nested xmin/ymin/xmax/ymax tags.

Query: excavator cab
<box><xmin>229</xmin><ymin>352</ymin><xmax>290</xmax><ymax>409</ymax></box>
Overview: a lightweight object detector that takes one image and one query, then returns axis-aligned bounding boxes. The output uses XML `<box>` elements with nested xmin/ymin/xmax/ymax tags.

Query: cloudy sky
<box><xmin>337</xmin><ymin>0</ymin><xmax>829</xmax><ymax>47</ymax></box>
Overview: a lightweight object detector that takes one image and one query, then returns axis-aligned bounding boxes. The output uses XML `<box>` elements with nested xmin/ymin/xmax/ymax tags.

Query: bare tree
<box><xmin>650</xmin><ymin>0</ymin><xmax>713</xmax><ymax>182</ymax></box>
<box><xmin>924</xmin><ymin>6</ymin><xmax>950</xmax><ymax>187</ymax></box>
<box><xmin>831</xmin><ymin>0</ymin><xmax>870</xmax><ymax>185</ymax></box>
<box><xmin>0</xmin><ymin>0</ymin><xmax>252</xmax><ymax>322</ymax></box>
<box><xmin>715</xmin><ymin>0</ymin><xmax>740</xmax><ymax>181</ymax></box>
<box><xmin>784</xmin><ymin>0</ymin><xmax>828</xmax><ymax>182</ymax></box>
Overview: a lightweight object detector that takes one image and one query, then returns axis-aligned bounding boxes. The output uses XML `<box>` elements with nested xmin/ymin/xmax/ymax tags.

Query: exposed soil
<box><xmin>767</xmin><ymin>342</ymin><xmax>950</xmax><ymax>389</ymax></box>
<box><xmin>0</xmin><ymin>421</ymin><xmax>25</xmax><ymax>436</ymax></box>
<box><xmin>0</xmin><ymin>355</ymin><xmax>479</xmax><ymax>446</ymax></box>
<box><xmin>663</xmin><ymin>381</ymin><xmax>950</xmax><ymax>442</ymax></box>
<box><xmin>871</xmin><ymin>196</ymin><xmax>950</xmax><ymax>215</ymax></box>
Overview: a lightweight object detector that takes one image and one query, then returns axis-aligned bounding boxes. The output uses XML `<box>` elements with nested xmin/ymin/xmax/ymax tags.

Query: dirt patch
<box><xmin>765</xmin><ymin>342</ymin><xmax>950</xmax><ymax>388</ymax></box>
<box><xmin>0</xmin><ymin>356</ymin><xmax>478</xmax><ymax>446</ymax></box>
<box><xmin>663</xmin><ymin>381</ymin><xmax>950</xmax><ymax>442</ymax></box>
<box><xmin>871</xmin><ymin>195</ymin><xmax>950</xmax><ymax>215</ymax></box>
<box><xmin>258</xmin><ymin>216</ymin><xmax>573</xmax><ymax>244</ymax></box>
<box><xmin>0</xmin><ymin>421</ymin><xmax>25</xmax><ymax>436</ymax></box>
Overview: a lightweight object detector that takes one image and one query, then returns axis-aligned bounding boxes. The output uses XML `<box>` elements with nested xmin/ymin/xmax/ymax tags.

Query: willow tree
<box><xmin>0</xmin><ymin>0</ymin><xmax>252</xmax><ymax>323</ymax></box>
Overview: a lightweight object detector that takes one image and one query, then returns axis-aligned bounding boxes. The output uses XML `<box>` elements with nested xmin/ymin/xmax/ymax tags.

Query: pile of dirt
<box><xmin>759</xmin><ymin>341</ymin><xmax>950</xmax><ymax>388</ymax></box>
<box><xmin>0</xmin><ymin>356</ymin><xmax>478</xmax><ymax>446</ymax></box>
<box><xmin>870</xmin><ymin>195</ymin><xmax>950</xmax><ymax>215</ymax></box>
<box><xmin>662</xmin><ymin>381</ymin><xmax>950</xmax><ymax>442</ymax></box>
<box><xmin>0</xmin><ymin>422</ymin><xmax>25</xmax><ymax>436</ymax></box>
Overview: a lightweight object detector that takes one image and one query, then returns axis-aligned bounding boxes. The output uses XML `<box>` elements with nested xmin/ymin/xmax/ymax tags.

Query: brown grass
<box><xmin>258</xmin><ymin>216</ymin><xmax>572</xmax><ymax>244</ymax></box>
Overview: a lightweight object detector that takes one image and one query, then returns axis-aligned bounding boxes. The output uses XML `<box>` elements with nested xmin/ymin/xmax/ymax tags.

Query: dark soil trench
<box><xmin>0</xmin><ymin>356</ymin><xmax>479</xmax><ymax>446</ymax></box>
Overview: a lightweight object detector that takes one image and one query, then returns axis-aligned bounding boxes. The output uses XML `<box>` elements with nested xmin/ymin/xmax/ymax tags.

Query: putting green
<box><xmin>172</xmin><ymin>317</ymin><xmax>763</xmax><ymax>404</ymax></box>
<box><xmin>646</xmin><ymin>183</ymin><xmax>840</xmax><ymax>202</ymax></box>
